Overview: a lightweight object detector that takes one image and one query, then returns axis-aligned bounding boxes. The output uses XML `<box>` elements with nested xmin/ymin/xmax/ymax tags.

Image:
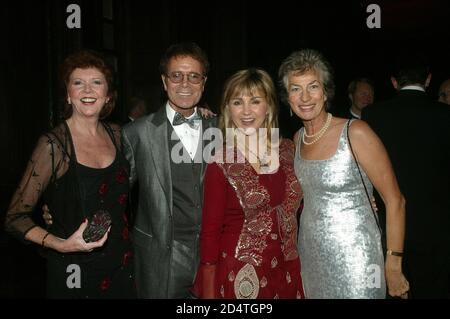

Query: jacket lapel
<box><xmin>147</xmin><ymin>107</ymin><xmax>172</xmax><ymax>213</ymax></box>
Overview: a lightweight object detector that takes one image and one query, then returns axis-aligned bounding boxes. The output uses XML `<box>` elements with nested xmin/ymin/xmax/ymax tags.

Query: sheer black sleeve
<box><xmin>5</xmin><ymin>133</ymin><xmax>69</xmax><ymax>240</ymax></box>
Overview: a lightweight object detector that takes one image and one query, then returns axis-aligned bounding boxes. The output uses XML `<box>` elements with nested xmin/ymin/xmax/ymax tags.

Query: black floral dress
<box><xmin>5</xmin><ymin>121</ymin><xmax>136</xmax><ymax>298</ymax></box>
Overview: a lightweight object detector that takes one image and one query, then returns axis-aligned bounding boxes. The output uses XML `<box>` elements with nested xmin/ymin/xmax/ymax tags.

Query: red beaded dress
<box><xmin>192</xmin><ymin>139</ymin><xmax>304</xmax><ymax>299</ymax></box>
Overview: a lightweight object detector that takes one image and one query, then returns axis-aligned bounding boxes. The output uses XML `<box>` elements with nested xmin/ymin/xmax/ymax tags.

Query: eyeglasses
<box><xmin>166</xmin><ymin>71</ymin><xmax>205</xmax><ymax>84</ymax></box>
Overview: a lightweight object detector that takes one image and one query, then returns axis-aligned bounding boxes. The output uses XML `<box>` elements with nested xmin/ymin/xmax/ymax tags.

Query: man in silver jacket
<box><xmin>122</xmin><ymin>42</ymin><xmax>217</xmax><ymax>298</ymax></box>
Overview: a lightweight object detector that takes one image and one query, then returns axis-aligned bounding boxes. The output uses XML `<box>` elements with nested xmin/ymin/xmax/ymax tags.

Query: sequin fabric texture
<box><xmin>294</xmin><ymin>122</ymin><xmax>386</xmax><ymax>299</ymax></box>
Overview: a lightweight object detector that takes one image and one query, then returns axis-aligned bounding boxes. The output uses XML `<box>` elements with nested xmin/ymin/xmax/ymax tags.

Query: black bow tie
<box><xmin>172</xmin><ymin>112</ymin><xmax>201</xmax><ymax>129</ymax></box>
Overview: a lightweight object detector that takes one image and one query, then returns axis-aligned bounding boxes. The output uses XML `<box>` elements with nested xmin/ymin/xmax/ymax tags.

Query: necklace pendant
<box><xmin>259</xmin><ymin>156</ymin><xmax>270</xmax><ymax>168</ymax></box>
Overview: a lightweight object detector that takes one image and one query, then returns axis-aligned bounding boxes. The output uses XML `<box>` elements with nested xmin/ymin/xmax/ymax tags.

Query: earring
<box><xmin>67</xmin><ymin>98</ymin><xmax>71</xmax><ymax>105</ymax></box>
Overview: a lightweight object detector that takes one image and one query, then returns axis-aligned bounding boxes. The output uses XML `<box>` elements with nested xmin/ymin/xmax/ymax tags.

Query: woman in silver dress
<box><xmin>278</xmin><ymin>49</ymin><xmax>409</xmax><ymax>299</ymax></box>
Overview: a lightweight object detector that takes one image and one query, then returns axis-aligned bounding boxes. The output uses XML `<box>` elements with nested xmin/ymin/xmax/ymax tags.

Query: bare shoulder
<box><xmin>347</xmin><ymin>119</ymin><xmax>383</xmax><ymax>150</ymax></box>
<box><xmin>348</xmin><ymin>119</ymin><xmax>374</xmax><ymax>137</ymax></box>
<box><xmin>322</xmin><ymin>117</ymin><xmax>348</xmax><ymax>140</ymax></box>
<box><xmin>330</xmin><ymin>116</ymin><xmax>348</xmax><ymax>130</ymax></box>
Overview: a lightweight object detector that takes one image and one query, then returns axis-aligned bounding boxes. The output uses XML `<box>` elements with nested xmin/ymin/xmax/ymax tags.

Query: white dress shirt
<box><xmin>349</xmin><ymin>108</ymin><xmax>361</xmax><ymax>119</ymax></box>
<box><xmin>166</xmin><ymin>103</ymin><xmax>201</xmax><ymax>160</ymax></box>
<box><xmin>401</xmin><ymin>85</ymin><xmax>425</xmax><ymax>92</ymax></box>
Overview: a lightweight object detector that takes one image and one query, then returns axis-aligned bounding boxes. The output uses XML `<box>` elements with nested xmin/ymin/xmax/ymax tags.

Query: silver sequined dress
<box><xmin>294</xmin><ymin>121</ymin><xmax>386</xmax><ymax>299</ymax></box>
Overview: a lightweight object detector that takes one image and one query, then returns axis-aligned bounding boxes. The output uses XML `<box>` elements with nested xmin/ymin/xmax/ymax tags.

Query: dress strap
<box><xmin>296</xmin><ymin>127</ymin><xmax>304</xmax><ymax>159</ymax></box>
<box><xmin>101</xmin><ymin>122</ymin><xmax>120</xmax><ymax>151</ymax></box>
<box><xmin>63</xmin><ymin>120</ymin><xmax>78</xmax><ymax>164</ymax></box>
<box><xmin>62</xmin><ymin>120</ymin><xmax>87</xmax><ymax>218</ymax></box>
<box><xmin>344</xmin><ymin>119</ymin><xmax>356</xmax><ymax>132</ymax></box>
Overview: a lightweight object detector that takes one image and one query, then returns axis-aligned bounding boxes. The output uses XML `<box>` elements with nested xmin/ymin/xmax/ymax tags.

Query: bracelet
<box><xmin>42</xmin><ymin>232</ymin><xmax>50</xmax><ymax>247</ymax></box>
<box><xmin>387</xmin><ymin>249</ymin><xmax>403</xmax><ymax>257</ymax></box>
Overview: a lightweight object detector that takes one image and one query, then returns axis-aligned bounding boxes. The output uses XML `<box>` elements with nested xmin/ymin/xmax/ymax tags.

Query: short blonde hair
<box><xmin>219</xmin><ymin>68</ymin><xmax>279</xmax><ymax>146</ymax></box>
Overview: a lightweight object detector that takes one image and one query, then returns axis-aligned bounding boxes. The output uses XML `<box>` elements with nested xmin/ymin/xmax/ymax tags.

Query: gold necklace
<box><xmin>236</xmin><ymin>141</ymin><xmax>271</xmax><ymax>169</ymax></box>
<box><xmin>245</xmin><ymin>145</ymin><xmax>270</xmax><ymax>167</ymax></box>
<box><xmin>249</xmin><ymin>147</ymin><xmax>270</xmax><ymax>168</ymax></box>
<box><xmin>302</xmin><ymin>113</ymin><xmax>332</xmax><ymax>145</ymax></box>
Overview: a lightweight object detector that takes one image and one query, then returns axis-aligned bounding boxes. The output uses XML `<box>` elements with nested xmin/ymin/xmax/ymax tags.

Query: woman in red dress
<box><xmin>192</xmin><ymin>68</ymin><xmax>304</xmax><ymax>299</ymax></box>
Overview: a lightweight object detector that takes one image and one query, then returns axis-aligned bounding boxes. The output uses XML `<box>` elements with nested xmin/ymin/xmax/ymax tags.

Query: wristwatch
<box><xmin>386</xmin><ymin>249</ymin><xmax>404</xmax><ymax>257</ymax></box>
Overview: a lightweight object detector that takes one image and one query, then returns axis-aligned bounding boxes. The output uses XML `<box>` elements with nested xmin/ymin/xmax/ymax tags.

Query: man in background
<box><xmin>438</xmin><ymin>78</ymin><xmax>450</xmax><ymax>105</ymax></box>
<box><xmin>346</xmin><ymin>77</ymin><xmax>374</xmax><ymax>119</ymax></box>
<box><xmin>126</xmin><ymin>96</ymin><xmax>148</xmax><ymax>123</ymax></box>
<box><xmin>362</xmin><ymin>54</ymin><xmax>450</xmax><ymax>298</ymax></box>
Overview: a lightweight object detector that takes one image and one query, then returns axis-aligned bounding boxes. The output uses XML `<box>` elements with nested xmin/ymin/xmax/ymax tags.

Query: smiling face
<box><xmin>67</xmin><ymin>67</ymin><xmax>110</xmax><ymax>119</ymax></box>
<box><xmin>161</xmin><ymin>55</ymin><xmax>206</xmax><ymax>116</ymax></box>
<box><xmin>228</xmin><ymin>90</ymin><xmax>268</xmax><ymax>136</ymax></box>
<box><xmin>350</xmin><ymin>81</ymin><xmax>374</xmax><ymax>111</ymax></box>
<box><xmin>287</xmin><ymin>70</ymin><xmax>327</xmax><ymax>122</ymax></box>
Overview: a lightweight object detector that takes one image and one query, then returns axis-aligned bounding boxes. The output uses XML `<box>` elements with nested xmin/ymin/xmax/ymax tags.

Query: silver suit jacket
<box><xmin>121</xmin><ymin>106</ymin><xmax>217</xmax><ymax>298</ymax></box>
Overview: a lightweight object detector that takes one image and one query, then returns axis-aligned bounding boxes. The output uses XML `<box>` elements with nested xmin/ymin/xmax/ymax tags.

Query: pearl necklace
<box><xmin>302</xmin><ymin>113</ymin><xmax>332</xmax><ymax>145</ymax></box>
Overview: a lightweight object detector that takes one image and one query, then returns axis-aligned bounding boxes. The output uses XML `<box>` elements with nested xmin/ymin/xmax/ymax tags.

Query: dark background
<box><xmin>0</xmin><ymin>0</ymin><xmax>449</xmax><ymax>298</ymax></box>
